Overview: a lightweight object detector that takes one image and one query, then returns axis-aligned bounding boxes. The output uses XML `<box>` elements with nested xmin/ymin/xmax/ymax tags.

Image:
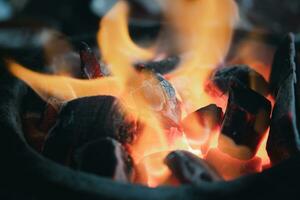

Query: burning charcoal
<box><xmin>267</xmin><ymin>71</ymin><xmax>300</xmax><ymax>164</ymax></box>
<box><xmin>205</xmin><ymin>148</ymin><xmax>262</xmax><ymax>180</ymax></box>
<box><xmin>135</xmin><ymin>56</ymin><xmax>180</xmax><ymax>75</ymax></box>
<box><xmin>181</xmin><ymin>104</ymin><xmax>223</xmax><ymax>152</ymax></box>
<box><xmin>156</xmin><ymin>73</ymin><xmax>182</xmax><ymax>127</ymax></box>
<box><xmin>218</xmin><ymin>81</ymin><xmax>271</xmax><ymax>160</ymax></box>
<box><xmin>72</xmin><ymin>138</ymin><xmax>134</xmax><ymax>182</ymax></box>
<box><xmin>164</xmin><ymin>150</ymin><xmax>221</xmax><ymax>185</ymax></box>
<box><xmin>79</xmin><ymin>42</ymin><xmax>106</xmax><ymax>79</ymax></box>
<box><xmin>207</xmin><ymin>65</ymin><xmax>269</xmax><ymax>97</ymax></box>
<box><xmin>269</xmin><ymin>33</ymin><xmax>297</xmax><ymax>97</ymax></box>
<box><xmin>42</xmin><ymin>96</ymin><xmax>139</xmax><ymax>164</ymax></box>
<box><xmin>133</xmin><ymin>71</ymin><xmax>182</xmax><ymax>128</ymax></box>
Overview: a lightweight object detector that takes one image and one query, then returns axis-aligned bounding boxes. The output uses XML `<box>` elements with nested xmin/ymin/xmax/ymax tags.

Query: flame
<box><xmin>96</xmin><ymin>1</ymin><xmax>170</xmax><ymax>166</ymax></box>
<box><xmin>98</xmin><ymin>0</ymin><xmax>154</xmax><ymax>79</ymax></box>
<box><xmin>256</xmin><ymin>128</ymin><xmax>271</xmax><ymax>166</ymax></box>
<box><xmin>165</xmin><ymin>0</ymin><xmax>239</xmax><ymax>113</ymax></box>
<box><xmin>7</xmin><ymin>62</ymin><xmax>123</xmax><ymax>102</ymax></box>
<box><xmin>6</xmin><ymin>0</ymin><xmax>273</xmax><ymax>187</ymax></box>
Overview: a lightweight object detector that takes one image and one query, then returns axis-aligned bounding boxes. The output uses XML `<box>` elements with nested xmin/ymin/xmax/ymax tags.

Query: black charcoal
<box><xmin>165</xmin><ymin>150</ymin><xmax>221</xmax><ymax>185</ymax></box>
<box><xmin>181</xmin><ymin>104</ymin><xmax>223</xmax><ymax>153</ymax></box>
<box><xmin>182</xmin><ymin>104</ymin><xmax>223</xmax><ymax>131</ymax></box>
<box><xmin>72</xmin><ymin>138</ymin><xmax>134</xmax><ymax>182</ymax></box>
<box><xmin>269</xmin><ymin>33</ymin><xmax>297</xmax><ymax>96</ymax></box>
<box><xmin>208</xmin><ymin>65</ymin><xmax>269</xmax><ymax>96</ymax></box>
<box><xmin>79</xmin><ymin>42</ymin><xmax>106</xmax><ymax>79</ymax></box>
<box><xmin>218</xmin><ymin>81</ymin><xmax>271</xmax><ymax>160</ymax></box>
<box><xmin>267</xmin><ymin>72</ymin><xmax>300</xmax><ymax>164</ymax></box>
<box><xmin>135</xmin><ymin>56</ymin><xmax>180</xmax><ymax>75</ymax></box>
<box><xmin>42</xmin><ymin>96</ymin><xmax>139</xmax><ymax>164</ymax></box>
<box><xmin>267</xmin><ymin>33</ymin><xmax>300</xmax><ymax>164</ymax></box>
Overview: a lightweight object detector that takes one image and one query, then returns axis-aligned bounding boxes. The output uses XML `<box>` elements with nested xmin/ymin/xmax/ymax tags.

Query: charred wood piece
<box><xmin>72</xmin><ymin>138</ymin><xmax>134</xmax><ymax>182</ymax></box>
<box><xmin>135</xmin><ymin>56</ymin><xmax>180</xmax><ymax>75</ymax></box>
<box><xmin>183</xmin><ymin>104</ymin><xmax>223</xmax><ymax>130</ymax></box>
<box><xmin>267</xmin><ymin>71</ymin><xmax>300</xmax><ymax>164</ymax></box>
<box><xmin>207</xmin><ymin>65</ymin><xmax>269</xmax><ymax>97</ymax></box>
<box><xmin>181</xmin><ymin>104</ymin><xmax>223</xmax><ymax>152</ymax></box>
<box><xmin>218</xmin><ymin>81</ymin><xmax>271</xmax><ymax>160</ymax></box>
<box><xmin>42</xmin><ymin>96</ymin><xmax>139</xmax><ymax>165</ymax></box>
<box><xmin>165</xmin><ymin>150</ymin><xmax>221</xmax><ymax>185</ymax></box>
<box><xmin>269</xmin><ymin>33</ymin><xmax>297</xmax><ymax>97</ymax></box>
<box><xmin>267</xmin><ymin>33</ymin><xmax>300</xmax><ymax>164</ymax></box>
<box><xmin>79</xmin><ymin>42</ymin><xmax>106</xmax><ymax>79</ymax></box>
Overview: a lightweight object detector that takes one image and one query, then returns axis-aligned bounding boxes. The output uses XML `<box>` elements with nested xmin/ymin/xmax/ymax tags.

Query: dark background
<box><xmin>0</xmin><ymin>0</ymin><xmax>300</xmax><ymax>39</ymax></box>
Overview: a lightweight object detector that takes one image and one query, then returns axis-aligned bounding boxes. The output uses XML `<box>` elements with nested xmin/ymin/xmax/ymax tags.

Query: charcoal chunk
<box><xmin>135</xmin><ymin>56</ymin><xmax>180</xmax><ymax>75</ymax></box>
<box><xmin>267</xmin><ymin>72</ymin><xmax>300</xmax><ymax>164</ymax></box>
<box><xmin>267</xmin><ymin>33</ymin><xmax>300</xmax><ymax>164</ymax></box>
<box><xmin>164</xmin><ymin>150</ymin><xmax>221</xmax><ymax>185</ymax></box>
<box><xmin>72</xmin><ymin>138</ymin><xmax>134</xmax><ymax>182</ymax></box>
<box><xmin>133</xmin><ymin>71</ymin><xmax>182</xmax><ymax>128</ymax></box>
<box><xmin>269</xmin><ymin>33</ymin><xmax>297</xmax><ymax>97</ymax></box>
<box><xmin>42</xmin><ymin>96</ymin><xmax>139</xmax><ymax>164</ymax></box>
<box><xmin>218</xmin><ymin>81</ymin><xmax>271</xmax><ymax>160</ymax></box>
<box><xmin>79</xmin><ymin>42</ymin><xmax>107</xmax><ymax>79</ymax></box>
<box><xmin>182</xmin><ymin>104</ymin><xmax>223</xmax><ymax>130</ymax></box>
<box><xmin>181</xmin><ymin>104</ymin><xmax>223</xmax><ymax>152</ymax></box>
<box><xmin>156</xmin><ymin>73</ymin><xmax>182</xmax><ymax>127</ymax></box>
<box><xmin>207</xmin><ymin>65</ymin><xmax>269</xmax><ymax>96</ymax></box>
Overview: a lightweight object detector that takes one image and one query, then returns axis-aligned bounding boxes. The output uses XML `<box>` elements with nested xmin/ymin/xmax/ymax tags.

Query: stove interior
<box><xmin>0</xmin><ymin>0</ymin><xmax>300</xmax><ymax>191</ymax></box>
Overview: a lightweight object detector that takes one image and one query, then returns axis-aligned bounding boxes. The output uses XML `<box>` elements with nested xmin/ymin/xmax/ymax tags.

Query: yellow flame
<box><xmin>255</xmin><ymin>128</ymin><xmax>271</xmax><ymax>166</ymax></box>
<box><xmin>98</xmin><ymin>0</ymin><xmax>154</xmax><ymax>82</ymax></box>
<box><xmin>7</xmin><ymin>62</ymin><xmax>122</xmax><ymax>102</ymax></box>
<box><xmin>165</xmin><ymin>0</ymin><xmax>239</xmax><ymax>113</ymax></box>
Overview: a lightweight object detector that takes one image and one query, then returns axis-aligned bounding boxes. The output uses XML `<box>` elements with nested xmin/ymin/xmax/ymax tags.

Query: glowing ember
<box><xmin>6</xmin><ymin>0</ymin><xmax>272</xmax><ymax>187</ymax></box>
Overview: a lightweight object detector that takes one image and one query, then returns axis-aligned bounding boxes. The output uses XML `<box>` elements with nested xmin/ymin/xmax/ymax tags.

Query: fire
<box><xmin>98</xmin><ymin>1</ymin><xmax>154</xmax><ymax>65</ymax></box>
<box><xmin>164</xmin><ymin>0</ymin><xmax>239</xmax><ymax>113</ymax></box>
<box><xmin>6</xmin><ymin>0</ymin><xmax>272</xmax><ymax>187</ymax></box>
<box><xmin>256</xmin><ymin>129</ymin><xmax>271</xmax><ymax>166</ymax></box>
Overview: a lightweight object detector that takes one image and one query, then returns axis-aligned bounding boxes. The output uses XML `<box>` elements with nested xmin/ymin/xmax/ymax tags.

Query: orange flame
<box><xmin>165</xmin><ymin>0</ymin><xmax>239</xmax><ymax>113</ymax></box>
<box><xmin>6</xmin><ymin>0</ymin><xmax>272</xmax><ymax>187</ymax></box>
<box><xmin>256</xmin><ymin>128</ymin><xmax>271</xmax><ymax>167</ymax></box>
